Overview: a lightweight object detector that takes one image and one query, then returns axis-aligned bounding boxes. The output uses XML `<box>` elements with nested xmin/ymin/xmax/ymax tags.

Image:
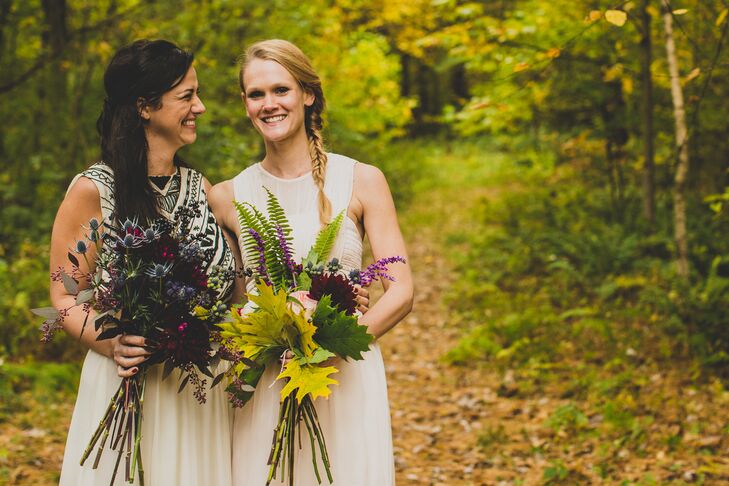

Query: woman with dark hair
<box><xmin>210</xmin><ymin>39</ymin><xmax>413</xmax><ymax>485</ymax></box>
<box><xmin>52</xmin><ymin>39</ymin><xmax>238</xmax><ymax>485</ymax></box>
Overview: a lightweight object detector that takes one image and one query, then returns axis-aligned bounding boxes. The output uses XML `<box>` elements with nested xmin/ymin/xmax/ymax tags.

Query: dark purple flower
<box><xmin>309</xmin><ymin>273</ymin><xmax>357</xmax><ymax>315</ymax></box>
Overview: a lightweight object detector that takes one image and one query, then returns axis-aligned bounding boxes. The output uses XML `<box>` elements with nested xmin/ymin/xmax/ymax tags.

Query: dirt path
<box><xmin>383</xmin><ymin>222</ymin><xmax>489</xmax><ymax>485</ymax></box>
<box><xmin>381</xmin><ymin>154</ymin><xmax>494</xmax><ymax>485</ymax></box>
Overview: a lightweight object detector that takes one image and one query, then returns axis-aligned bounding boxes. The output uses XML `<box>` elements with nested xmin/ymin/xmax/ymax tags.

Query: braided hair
<box><xmin>239</xmin><ymin>39</ymin><xmax>332</xmax><ymax>226</ymax></box>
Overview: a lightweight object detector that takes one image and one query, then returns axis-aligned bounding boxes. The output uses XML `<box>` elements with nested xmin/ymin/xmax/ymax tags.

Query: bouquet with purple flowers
<box><xmin>218</xmin><ymin>188</ymin><xmax>404</xmax><ymax>486</ymax></box>
<box><xmin>34</xmin><ymin>202</ymin><xmax>234</xmax><ymax>485</ymax></box>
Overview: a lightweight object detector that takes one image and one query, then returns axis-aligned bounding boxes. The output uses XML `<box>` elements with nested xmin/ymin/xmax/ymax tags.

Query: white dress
<box><xmin>231</xmin><ymin>154</ymin><xmax>395</xmax><ymax>485</ymax></box>
<box><xmin>59</xmin><ymin>163</ymin><xmax>234</xmax><ymax>486</ymax></box>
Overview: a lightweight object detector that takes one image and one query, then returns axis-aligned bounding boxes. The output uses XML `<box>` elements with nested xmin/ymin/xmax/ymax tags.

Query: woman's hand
<box><xmin>112</xmin><ymin>334</ymin><xmax>150</xmax><ymax>378</ymax></box>
<box><xmin>354</xmin><ymin>285</ymin><xmax>369</xmax><ymax>314</ymax></box>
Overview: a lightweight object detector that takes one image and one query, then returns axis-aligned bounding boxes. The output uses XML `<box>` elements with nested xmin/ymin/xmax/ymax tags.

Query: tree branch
<box><xmin>0</xmin><ymin>3</ymin><xmax>142</xmax><ymax>95</ymax></box>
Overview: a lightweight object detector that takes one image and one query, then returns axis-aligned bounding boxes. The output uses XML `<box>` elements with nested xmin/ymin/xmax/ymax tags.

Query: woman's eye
<box><xmin>275</xmin><ymin>87</ymin><xmax>289</xmax><ymax>95</ymax></box>
<box><xmin>248</xmin><ymin>91</ymin><xmax>263</xmax><ymax>99</ymax></box>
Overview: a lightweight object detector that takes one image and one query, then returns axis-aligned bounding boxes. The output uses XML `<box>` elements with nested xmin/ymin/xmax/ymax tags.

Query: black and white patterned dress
<box><xmin>59</xmin><ymin>162</ymin><xmax>235</xmax><ymax>486</ymax></box>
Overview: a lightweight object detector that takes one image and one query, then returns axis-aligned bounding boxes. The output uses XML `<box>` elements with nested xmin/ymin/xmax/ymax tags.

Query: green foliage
<box><xmin>234</xmin><ymin>196</ymin><xmax>294</xmax><ymax>289</ymax></box>
<box><xmin>546</xmin><ymin>403</ymin><xmax>589</xmax><ymax>434</ymax></box>
<box><xmin>447</xmin><ymin>154</ymin><xmax>729</xmax><ymax>372</ymax></box>
<box><xmin>304</xmin><ymin>211</ymin><xmax>344</xmax><ymax>269</ymax></box>
<box><xmin>0</xmin><ymin>361</ymin><xmax>80</xmax><ymax>422</ymax></box>
<box><xmin>311</xmin><ymin>295</ymin><xmax>373</xmax><ymax>361</ymax></box>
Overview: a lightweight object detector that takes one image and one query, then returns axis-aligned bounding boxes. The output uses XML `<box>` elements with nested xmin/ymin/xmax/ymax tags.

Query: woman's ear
<box><xmin>304</xmin><ymin>90</ymin><xmax>315</xmax><ymax>107</ymax></box>
<box><xmin>137</xmin><ymin>98</ymin><xmax>151</xmax><ymax>120</ymax></box>
<box><xmin>241</xmin><ymin>92</ymin><xmax>252</xmax><ymax>119</ymax></box>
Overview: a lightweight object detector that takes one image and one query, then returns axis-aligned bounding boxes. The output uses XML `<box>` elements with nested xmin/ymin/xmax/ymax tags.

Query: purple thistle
<box><xmin>248</xmin><ymin>228</ymin><xmax>270</xmax><ymax>283</ymax></box>
<box><xmin>357</xmin><ymin>256</ymin><xmax>406</xmax><ymax>286</ymax></box>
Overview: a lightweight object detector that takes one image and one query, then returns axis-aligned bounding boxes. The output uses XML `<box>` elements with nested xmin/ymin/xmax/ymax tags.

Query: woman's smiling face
<box><xmin>143</xmin><ymin>66</ymin><xmax>205</xmax><ymax>152</ymax></box>
<box><xmin>241</xmin><ymin>58</ymin><xmax>314</xmax><ymax>144</ymax></box>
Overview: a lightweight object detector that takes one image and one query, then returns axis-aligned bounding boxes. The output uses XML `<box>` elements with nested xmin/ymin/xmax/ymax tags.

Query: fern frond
<box><xmin>305</xmin><ymin>210</ymin><xmax>344</xmax><ymax>266</ymax></box>
<box><xmin>264</xmin><ymin>187</ymin><xmax>293</xmax><ymax>239</ymax></box>
<box><xmin>234</xmin><ymin>201</ymin><xmax>266</xmax><ymax>265</ymax></box>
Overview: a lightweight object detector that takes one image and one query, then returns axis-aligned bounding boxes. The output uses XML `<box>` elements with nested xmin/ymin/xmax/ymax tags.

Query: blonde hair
<box><xmin>240</xmin><ymin>39</ymin><xmax>332</xmax><ymax>226</ymax></box>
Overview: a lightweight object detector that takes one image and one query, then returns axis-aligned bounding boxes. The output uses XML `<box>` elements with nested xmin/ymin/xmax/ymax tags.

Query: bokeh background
<box><xmin>1</xmin><ymin>0</ymin><xmax>728</xmax><ymax>484</ymax></box>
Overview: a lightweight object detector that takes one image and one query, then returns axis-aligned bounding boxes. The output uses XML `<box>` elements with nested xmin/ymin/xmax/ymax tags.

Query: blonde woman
<box><xmin>209</xmin><ymin>39</ymin><xmax>414</xmax><ymax>485</ymax></box>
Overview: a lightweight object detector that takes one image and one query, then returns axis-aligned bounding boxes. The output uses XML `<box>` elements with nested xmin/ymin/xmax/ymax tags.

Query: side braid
<box><xmin>308</xmin><ymin>109</ymin><xmax>332</xmax><ymax>226</ymax></box>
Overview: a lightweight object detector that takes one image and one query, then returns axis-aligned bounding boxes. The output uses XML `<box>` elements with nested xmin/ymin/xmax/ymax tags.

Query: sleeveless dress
<box><xmin>231</xmin><ymin>154</ymin><xmax>395</xmax><ymax>486</ymax></box>
<box><xmin>59</xmin><ymin>163</ymin><xmax>235</xmax><ymax>486</ymax></box>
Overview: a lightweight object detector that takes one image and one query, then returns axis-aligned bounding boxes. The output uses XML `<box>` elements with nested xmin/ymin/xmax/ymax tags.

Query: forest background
<box><xmin>1</xmin><ymin>0</ymin><xmax>728</xmax><ymax>484</ymax></box>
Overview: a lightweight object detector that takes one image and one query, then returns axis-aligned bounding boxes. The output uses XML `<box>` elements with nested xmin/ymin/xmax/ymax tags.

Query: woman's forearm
<box><xmin>53</xmin><ymin>294</ymin><xmax>113</xmax><ymax>358</ymax></box>
<box><xmin>357</xmin><ymin>284</ymin><xmax>413</xmax><ymax>340</ymax></box>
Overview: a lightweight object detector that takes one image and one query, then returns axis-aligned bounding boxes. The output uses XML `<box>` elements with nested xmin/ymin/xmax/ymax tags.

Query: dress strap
<box><xmin>323</xmin><ymin>153</ymin><xmax>357</xmax><ymax>216</ymax></box>
<box><xmin>66</xmin><ymin>162</ymin><xmax>115</xmax><ymax>225</ymax></box>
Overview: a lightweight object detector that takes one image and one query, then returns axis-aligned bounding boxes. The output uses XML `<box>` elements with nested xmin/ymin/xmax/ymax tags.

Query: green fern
<box><xmin>264</xmin><ymin>187</ymin><xmax>293</xmax><ymax>241</ymax></box>
<box><xmin>304</xmin><ymin>210</ymin><xmax>344</xmax><ymax>267</ymax></box>
<box><xmin>234</xmin><ymin>191</ymin><xmax>297</xmax><ymax>290</ymax></box>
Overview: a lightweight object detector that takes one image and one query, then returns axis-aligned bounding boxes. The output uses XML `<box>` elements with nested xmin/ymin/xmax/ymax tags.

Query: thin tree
<box><xmin>661</xmin><ymin>0</ymin><xmax>690</xmax><ymax>279</ymax></box>
<box><xmin>639</xmin><ymin>0</ymin><xmax>656</xmax><ymax>227</ymax></box>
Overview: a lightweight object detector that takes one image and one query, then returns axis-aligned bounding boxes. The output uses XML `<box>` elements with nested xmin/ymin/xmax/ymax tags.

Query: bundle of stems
<box><xmin>80</xmin><ymin>371</ymin><xmax>147</xmax><ymax>486</ymax></box>
<box><xmin>267</xmin><ymin>393</ymin><xmax>332</xmax><ymax>486</ymax></box>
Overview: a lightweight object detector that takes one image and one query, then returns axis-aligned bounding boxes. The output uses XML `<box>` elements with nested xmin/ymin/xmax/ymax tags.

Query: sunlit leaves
<box><xmin>717</xmin><ymin>9</ymin><xmax>728</xmax><ymax>27</ymax></box>
<box><xmin>277</xmin><ymin>359</ymin><xmax>339</xmax><ymax>403</ymax></box>
<box><xmin>605</xmin><ymin>10</ymin><xmax>628</xmax><ymax>27</ymax></box>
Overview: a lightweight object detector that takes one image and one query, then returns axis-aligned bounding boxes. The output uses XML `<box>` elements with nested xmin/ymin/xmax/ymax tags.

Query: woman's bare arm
<box><xmin>49</xmin><ymin>177</ymin><xmax>148</xmax><ymax>375</ymax></box>
<box><xmin>350</xmin><ymin>163</ymin><xmax>414</xmax><ymax>339</ymax></box>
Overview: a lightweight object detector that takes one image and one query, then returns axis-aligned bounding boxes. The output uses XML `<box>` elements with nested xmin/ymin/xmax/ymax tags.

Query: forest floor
<box><xmin>1</xmin><ymin>142</ymin><xmax>728</xmax><ymax>485</ymax></box>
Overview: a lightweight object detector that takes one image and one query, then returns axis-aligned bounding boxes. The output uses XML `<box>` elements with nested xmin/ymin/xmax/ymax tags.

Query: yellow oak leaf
<box><xmin>248</xmin><ymin>281</ymin><xmax>288</xmax><ymax>320</ymax></box>
<box><xmin>291</xmin><ymin>309</ymin><xmax>317</xmax><ymax>358</ymax></box>
<box><xmin>277</xmin><ymin>360</ymin><xmax>339</xmax><ymax>403</ymax></box>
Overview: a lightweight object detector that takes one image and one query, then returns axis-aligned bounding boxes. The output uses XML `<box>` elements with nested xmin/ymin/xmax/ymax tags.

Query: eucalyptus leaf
<box><xmin>178</xmin><ymin>374</ymin><xmax>190</xmax><ymax>393</ymax></box>
<box><xmin>67</xmin><ymin>252</ymin><xmax>79</xmax><ymax>267</ymax></box>
<box><xmin>61</xmin><ymin>272</ymin><xmax>79</xmax><ymax>295</ymax></box>
<box><xmin>31</xmin><ymin>307</ymin><xmax>60</xmax><ymax>320</ymax></box>
<box><xmin>75</xmin><ymin>288</ymin><xmax>94</xmax><ymax>305</ymax></box>
<box><xmin>212</xmin><ymin>372</ymin><xmax>226</xmax><ymax>388</ymax></box>
<box><xmin>162</xmin><ymin>360</ymin><xmax>175</xmax><ymax>380</ymax></box>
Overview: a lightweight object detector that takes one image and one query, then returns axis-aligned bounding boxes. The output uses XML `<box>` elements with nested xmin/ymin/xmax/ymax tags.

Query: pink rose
<box><xmin>288</xmin><ymin>290</ymin><xmax>318</xmax><ymax>319</ymax></box>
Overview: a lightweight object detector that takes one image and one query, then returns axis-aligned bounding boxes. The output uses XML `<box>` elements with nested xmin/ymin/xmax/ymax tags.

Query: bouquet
<box><xmin>34</xmin><ymin>202</ymin><xmax>234</xmax><ymax>485</ymax></box>
<box><xmin>218</xmin><ymin>188</ymin><xmax>404</xmax><ymax>485</ymax></box>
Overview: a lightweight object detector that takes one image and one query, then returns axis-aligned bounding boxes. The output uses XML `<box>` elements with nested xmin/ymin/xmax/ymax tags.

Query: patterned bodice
<box><xmin>71</xmin><ymin>162</ymin><xmax>236</xmax><ymax>301</ymax></box>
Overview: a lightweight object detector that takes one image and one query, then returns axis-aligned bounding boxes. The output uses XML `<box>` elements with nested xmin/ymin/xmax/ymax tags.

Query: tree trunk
<box><xmin>40</xmin><ymin>0</ymin><xmax>69</xmax><ymax>158</ymax></box>
<box><xmin>662</xmin><ymin>0</ymin><xmax>690</xmax><ymax>279</ymax></box>
<box><xmin>640</xmin><ymin>0</ymin><xmax>656</xmax><ymax>227</ymax></box>
<box><xmin>400</xmin><ymin>53</ymin><xmax>411</xmax><ymax>98</ymax></box>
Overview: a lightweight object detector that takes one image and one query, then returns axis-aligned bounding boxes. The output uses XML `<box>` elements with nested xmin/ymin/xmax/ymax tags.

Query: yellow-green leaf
<box><xmin>248</xmin><ymin>281</ymin><xmax>288</xmax><ymax>320</ymax></box>
<box><xmin>291</xmin><ymin>309</ymin><xmax>317</xmax><ymax>358</ymax></box>
<box><xmin>717</xmin><ymin>9</ymin><xmax>728</xmax><ymax>27</ymax></box>
<box><xmin>277</xmin><ymin>360</ymin><xmax>339</xmax><ymax>403</ymax></box>
<box><xmin>193</xmin><ymin>305</ymin><xmax>211</xmax><ymax>320</ymax></box>
<box><xmin>673</xmin><ymin>9</ymin><xmax>688</xmax><ymax>16</ymax></box>
<box><xmin>605</xmin><ymin>10</ymin><xmax>627</xmax><ymax>26</ymax></box>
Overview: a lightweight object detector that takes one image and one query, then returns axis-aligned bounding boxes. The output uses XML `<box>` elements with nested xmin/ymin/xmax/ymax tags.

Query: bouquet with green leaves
<box><xmin>217</xmin><ymin>188</ymin><xmax>404</xmax><ymax>485</ymax></box>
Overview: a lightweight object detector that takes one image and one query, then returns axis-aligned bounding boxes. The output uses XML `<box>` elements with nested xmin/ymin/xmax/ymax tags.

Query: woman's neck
<box><xmin>261</xmin><ymin>131</ymin><xmax>313</xmax><ymax>179</ymax></box>
<box><xmin>146</xmin><ymin>147</ymin><xmax>177</xmax><ymax>176</ymax></box>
